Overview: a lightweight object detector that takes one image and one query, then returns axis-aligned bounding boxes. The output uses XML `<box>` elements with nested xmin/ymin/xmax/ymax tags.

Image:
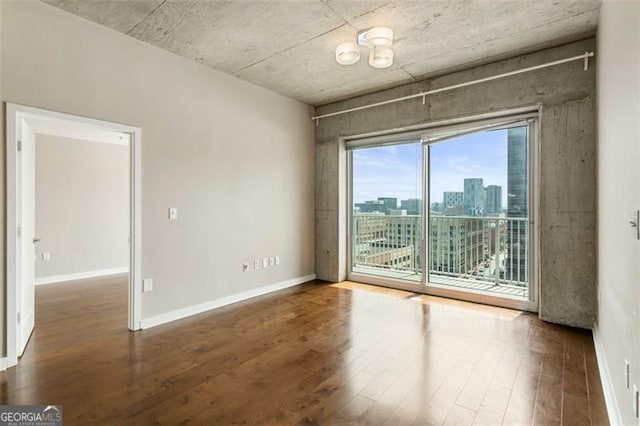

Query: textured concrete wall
<box><xmin>315</xmin><ymin>38</ymin><xmax>596</xmax><ymax>328</ymax></box>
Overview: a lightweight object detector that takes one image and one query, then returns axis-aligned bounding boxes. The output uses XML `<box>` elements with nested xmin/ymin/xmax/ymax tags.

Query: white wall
<box><xmin>35</xmin><ymin>134</ymin><xmax>129</xmax><ymax>280</ymax></box>
<box><xmin>1</xmin><ymin>0</ymin><xmax>315</xmax><ymax>350</ymax></box>
<box><xmin>596</xmin><ymin>0</ymin><xmax>640</xmax><ymax>424</ymax></box>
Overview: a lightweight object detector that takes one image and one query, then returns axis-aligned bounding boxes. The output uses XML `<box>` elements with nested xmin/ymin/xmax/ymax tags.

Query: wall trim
<box><xmin>592</xmin><ymin>324</ymin><xmax>623</xmax><ymax>426</ymax></box>
<box><xmin>0</xmin><ymin>358</ymin><xmax>7</xmax><ymax>371</ymax></box>
<box><xmin>34</xmin><ymin>267</ymin><xmax>129</xmax><ymax>285</ymax></box>
<box><xmin>141</xmin><ymin>274</ymin><xmax>316</xmax><ymax>329</ymax></box>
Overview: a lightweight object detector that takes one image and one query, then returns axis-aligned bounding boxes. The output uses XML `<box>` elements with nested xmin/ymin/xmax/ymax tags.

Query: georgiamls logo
<box><xmin>0</xmin><ymin>404</ymin><xmax>63</xmax><ymax>425</ymax></box>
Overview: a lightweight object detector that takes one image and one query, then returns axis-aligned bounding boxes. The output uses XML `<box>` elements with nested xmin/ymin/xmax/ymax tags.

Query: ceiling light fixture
<box><xmin>358</xmin><ymin>27</ymin><xmax>394</xmax><ymax>47</ymax></box>
<box><xmin>335</xmin><ymin>27</ymin><xmax>395</xmax><ymax>69</ymax></box>
<box><xmin>335</xmin><ymin>41</ymin><xmax>361</xmax><ymax>65</ymax></box>
<box><xmin>369</xmin><ymin>46</ymin><xmax>394</xmax><ymax>69</ymax></box>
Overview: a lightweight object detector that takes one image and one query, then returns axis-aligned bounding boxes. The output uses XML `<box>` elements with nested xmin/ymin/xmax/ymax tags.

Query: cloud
<box><xmin>352</xmin><ymin>127</ymin><xmax>520</xmax><ymax>206</ymax></box>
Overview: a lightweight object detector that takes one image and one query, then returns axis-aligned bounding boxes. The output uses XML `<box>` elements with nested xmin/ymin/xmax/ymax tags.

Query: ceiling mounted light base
<box><xmin>335</xmin><ymin>41</ymin><xmax>360</xmax><ymax>65</ymax></box>
<box><xmin>357</xmin><ymin>27</ymin><xmax>394</xmax><ymax>47</ymax></box>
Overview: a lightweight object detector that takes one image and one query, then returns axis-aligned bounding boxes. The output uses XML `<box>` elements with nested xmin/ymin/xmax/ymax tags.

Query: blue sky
<box><xmin>352</xmin><ymin>129</ymin><xmax>509</xmax><ymax>206</ymax></box>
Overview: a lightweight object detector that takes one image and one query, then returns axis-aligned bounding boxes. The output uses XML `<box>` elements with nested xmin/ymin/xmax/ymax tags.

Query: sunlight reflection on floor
<box><xmin>331</xmin><ymin>281</ymin><xmax>522</xmax><ymax>320</ymax></box>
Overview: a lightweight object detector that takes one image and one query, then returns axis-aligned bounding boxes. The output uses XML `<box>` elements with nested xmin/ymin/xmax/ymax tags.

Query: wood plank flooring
<box><xmin>0</xmin><ymin>277</ymin><xmax>608</xmax><ymax>425</ymax></box>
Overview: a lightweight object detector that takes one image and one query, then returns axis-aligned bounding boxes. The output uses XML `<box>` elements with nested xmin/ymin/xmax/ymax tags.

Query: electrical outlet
<box><xmin>254</xmin><ymin>259</ymin><xmax>260</xmax><ymax>269</ymax></box>
<box><xmin>625</xmin><ymin>359</ymin><xmax>630</xmax><ymax>388</ymax></box>
<box><xmin>633</xmin><ymin>384</ymin><xmax>639</xmax><ymax>418</ymax></box>
<box><xmin>275</xmin><ymin>256</ymin><xmax>280</xmax><ymax>265</ymax></box>
<box><xmin>143</xmin><ymin>278</ymin><xmax>153</xmax><ymax>292</ymax></box>
<box><xmin>263</xmin><ymin>258</ymin><xmax>269</xmax><ymax>268</ymax></box>
<box><xmin>42</xmin><ymin>252</ymin><xmax>51</xmax><ymax>261</ymax></box>
<box><xmin>269</xmin><ymin>257</ymin><xmax>275</xmax><ymax>266</ymax></box>
<box><xmin>168</xmin><ymin>207</ymin><xmax>178</xmax><ymax>220</ymax></box>
<box><xmin>243</xmin><ymin>263</ymin><xmax>249</xmax><ymax>272</ymax></box>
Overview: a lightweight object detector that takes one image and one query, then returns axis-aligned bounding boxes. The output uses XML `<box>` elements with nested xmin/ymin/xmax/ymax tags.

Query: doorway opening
<box><xmin>6</xmin><ymin>104</ymin><xmax>142</xmax><ymax>368</ymax></box>
<box><xmin>347</xmin><ymin>111</ymin><xmax>539</xmax><ymax>311</ymax></box>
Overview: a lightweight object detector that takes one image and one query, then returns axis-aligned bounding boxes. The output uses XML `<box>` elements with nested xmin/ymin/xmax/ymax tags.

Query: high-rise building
<box><xmin>354</xmin><ymin>200</ymin><xmax>385</xmax><ymax>213</ymax></box>
<box><xmin>484</xmin><ymin>185</ymin><xmax>502</xmax><ymax>214</ymax></box>
<box><xmin>505</xmin><ymin>127</ymin><xmax>528</xmax><ymax>284</ymax></box>
<box><xmin>443</xmin><ymin>191</ymin><xmax>464</xmax><ymax>209</ymax></box>
<box><xmin>352</xmin><ymin>214</ymin><xmax>422</xmax><ymax>274</ymax></box>
<box><xmin>377</xmin><ymin>197</ymin><xmax>397</xmax><ymax>214</ymax></box>
<box><xmin>464</xmin><ymin>178</ymin><xmax>484</xmax><ymax>216</ymax></box>
<box><xmin>431</xmin><ymin>202</ymin><xmax>444</xmax><ymax>213</ymax></box>
<box><xmin>400</xmin><ymin>198</ymin><xmax>422</xmax><ymax>215</ymax></box>
<box><xmin>443</xmin><ymin>191</ymin><xmax>464</xmax><ymax>216</ymax></box>
<box><xmin>507</xmin><ymin>128</ymin><xmax>528</xmax><ymax>218</ymax></box>
<box><xmin>429</xmin><ymin>217</ymin><xmax>488</xmax><ymax>275</ymax></box>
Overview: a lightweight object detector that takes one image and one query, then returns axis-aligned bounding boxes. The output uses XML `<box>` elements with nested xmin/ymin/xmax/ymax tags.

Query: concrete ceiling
<box><xmin>42</xmin><ymin>0</ymin><xmax>601</xmax><ymax>106</ymax></box>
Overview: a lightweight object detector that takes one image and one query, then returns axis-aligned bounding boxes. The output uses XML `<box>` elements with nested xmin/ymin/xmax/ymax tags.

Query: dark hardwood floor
<box><xmin>1</xmin><ymin>277</ymin><xmax>608</xmax><ymax>425</ymax></box>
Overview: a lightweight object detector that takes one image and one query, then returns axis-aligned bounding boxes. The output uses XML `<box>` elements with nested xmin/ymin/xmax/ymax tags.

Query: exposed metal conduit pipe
<box><xmin>312</xmin><ymin>51</ymin><xmax>594</xmax><ymax>125</ymax></box>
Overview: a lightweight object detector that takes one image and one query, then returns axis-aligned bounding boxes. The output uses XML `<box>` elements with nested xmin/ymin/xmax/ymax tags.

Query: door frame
<box><xmin>5</xmin><ymin>103</ymin><xmax>143</xmax><ymax>368</ymax></box>
<box><xmin>344</xmin><ymin>106</ymin><xmax>541</xmax><ymax>312</ymax></box>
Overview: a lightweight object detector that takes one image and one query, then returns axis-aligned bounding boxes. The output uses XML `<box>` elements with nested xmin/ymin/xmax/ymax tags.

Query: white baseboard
<box><xmin>35</xmin><ymin>267</ymin><xmax>129</xmax><ymax>285</ymax></box>
<box><xmin>592</xmin><ymin>324</ymin><xmax>623</xmax><ymax>426</ymax></box>
<box><xmin>0</xmin><ymin>357</ymin><xmax>7</xmax><ymax>371</ymax></box>
<box><xmin>141</xmin><ymin>274</ymin><xmax>316</xmax><ymax>329</ymax></box>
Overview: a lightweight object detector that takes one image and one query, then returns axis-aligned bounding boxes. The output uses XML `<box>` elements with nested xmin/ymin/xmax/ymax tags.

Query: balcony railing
<box><xmin>352</xmin><ymin>213</ymin><xmax>529</xmax><ymax>296</ymax></box>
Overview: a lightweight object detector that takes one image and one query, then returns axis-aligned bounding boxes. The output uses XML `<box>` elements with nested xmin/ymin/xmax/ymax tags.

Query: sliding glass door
<box><xmin>348</xmin><ymin>119</ymin><xmax>536</xmax><ymax>308</ymax></box>
<box><xmin>427</xmin><ymin>125</ymin><xmax>530</xmax><ymax>301</ymax></box>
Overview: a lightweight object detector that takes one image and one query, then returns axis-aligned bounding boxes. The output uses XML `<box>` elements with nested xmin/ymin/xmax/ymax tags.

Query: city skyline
<box><xmin>352</xmin><ymin>129</ymin><xmax>510</xmax><ymax>206</ymax></box>
<box><xmin>351</xmin><ymin>125</ymin><xmax>530</xmax><ymax>293</ymax></box>
<box><xmin>354</xmin><ymin>179</ymin><xmax>504</xmax><ymax>215</ymax></box>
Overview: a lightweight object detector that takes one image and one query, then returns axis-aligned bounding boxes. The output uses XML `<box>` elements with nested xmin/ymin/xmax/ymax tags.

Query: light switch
<box><xmin>263</xmin><ymin>258</ymin><xmax>269</xmax><ymax>268</ymax></box>
<box><xmin>143</xmin><ymin>278</ymin><xmax>153</xmax><ymax>292</ymax></box>
<box><xmin>275</xmin><ymin>256</ymin><xmax>280</xmax><ymax>265</ymax></box>
<box><xmin>168</xmin><ymin>208</ymin><xmax>178</xmax><ymax>220</ymax></box>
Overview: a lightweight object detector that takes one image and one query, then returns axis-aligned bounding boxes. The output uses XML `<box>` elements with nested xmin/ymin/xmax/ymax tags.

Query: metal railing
<box><xmin>352</xmin><ymin>214</ymin><xmax>529</xmax><ymax>289</ymax></box>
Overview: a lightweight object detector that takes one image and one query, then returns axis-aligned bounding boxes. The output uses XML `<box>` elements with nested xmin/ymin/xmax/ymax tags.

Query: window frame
<box><xmin>346</xmin><ymin>109</ymin><xmax>540</xmax><ymax>312</ymax></box>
